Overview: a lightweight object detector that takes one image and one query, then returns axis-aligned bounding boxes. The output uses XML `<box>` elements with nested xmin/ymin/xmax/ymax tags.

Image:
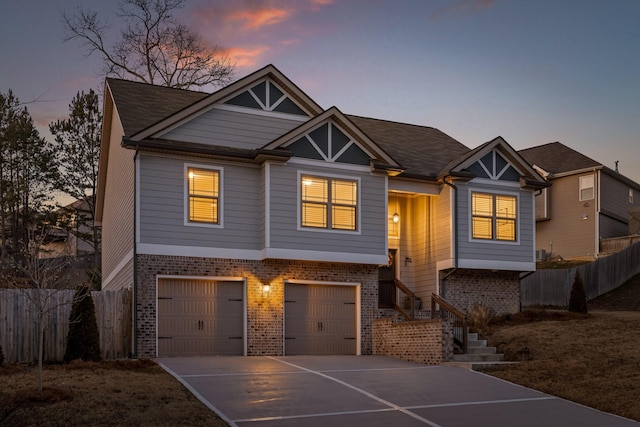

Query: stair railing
<box><xmin>431</xmin><ymin>293</ymin><xmax>468</xmax><ymax>354</ymax></box>
<box><xmin>393</xmin><ymin>279</ymin><xmax>419</xmax><ymax>320</ymax></box>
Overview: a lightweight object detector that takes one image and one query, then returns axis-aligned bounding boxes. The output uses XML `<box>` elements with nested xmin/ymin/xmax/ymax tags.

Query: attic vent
<box><xmin>224</xmin><ymin>79</ymin><xmax>307</xmax><ymax>116</ymax></box>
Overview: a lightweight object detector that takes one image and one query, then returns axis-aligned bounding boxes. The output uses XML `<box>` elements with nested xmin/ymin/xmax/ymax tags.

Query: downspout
<box><xmin>595</xmin><ymin>169</ymin><xmax>601</xmax><ymax>258</ymax></box>
<box><xmin>440</xmin><ymin>177</ymin><xmax>459</xmax><ymax>297</ymax></box>
<box><xmin>132</xmin><ymin>146</ymin><xmax>139</xmax><ymax>358</ymax></box>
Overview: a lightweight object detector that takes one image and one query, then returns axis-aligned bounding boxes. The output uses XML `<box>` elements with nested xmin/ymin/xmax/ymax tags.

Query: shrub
<box><xmin>468</xmin><ymin>303</ymin><xmax>496</xmax><ymax>336</ymax></box>
<box><xmin>65</xmin><ymin>286</ymin><xmax>101</xmax><ymax>362</ymax></box>
<box><xmin>0</xmin><ymin>342</ymin><xmax>4</xmax><ymax>366</ymax></box>
<box><xmin>568</xmin><ymin>271</ymin><xmax>588</xmax><ymax>314</ymax></box>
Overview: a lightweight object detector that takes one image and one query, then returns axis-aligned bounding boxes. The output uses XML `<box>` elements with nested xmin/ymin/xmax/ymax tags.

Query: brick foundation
<box><xmin>440</xmin><ymin>269</ymin><xmax>520</xmax><ymax>315</ymax></box>
<box><xmin>135</xmin><ymin>255</ymin><xmax>378</xmax><ymax>358</ymax></box>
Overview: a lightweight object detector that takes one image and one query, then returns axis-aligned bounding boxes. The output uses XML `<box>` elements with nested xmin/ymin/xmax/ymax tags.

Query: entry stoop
<box><xmin>452</xmin><ymin>332</ymin><xmax>504</xmax><ymax>364</ymax></box>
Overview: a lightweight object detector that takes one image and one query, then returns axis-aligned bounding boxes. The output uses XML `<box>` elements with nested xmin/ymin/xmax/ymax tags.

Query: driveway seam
<box><xmin>267</xmin><ymin>356</ymin><xmax>443</xmax><ymax>427</ymax></box>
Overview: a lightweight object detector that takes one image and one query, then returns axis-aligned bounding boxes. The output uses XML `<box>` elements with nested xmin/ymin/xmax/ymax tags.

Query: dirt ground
<box><xmin>484</xmin><ymin>276</ymin><xmax>640</xmax><ymax>422</ymax></box>
<box><xmin>0</xmin><ymin>359</ymin><xmax>228</xmax><ymax>426</ymax></box>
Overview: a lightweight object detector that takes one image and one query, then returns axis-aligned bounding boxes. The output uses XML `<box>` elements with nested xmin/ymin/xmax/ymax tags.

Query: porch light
<box><xmin>393</xmin><ymin>212</ymin><xmax>400</xmax><ymax>223</ymax></box>
<box><xmin>263</xmin><ymin>283</ymin><xmax>271</xmax><ymax>294</ymax></box>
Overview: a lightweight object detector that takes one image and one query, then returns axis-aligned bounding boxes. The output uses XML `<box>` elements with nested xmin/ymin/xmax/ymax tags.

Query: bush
<box><xmin>65</xmin><ymin>286</ymin><xmax>101</xmax><ymax>362</ymax></box>
<box><xmin>0</xmin><ymin>342</ymin><xmax>4</xmax><ymax>366</ymax></box>
<box><xmin>569</xmin><ymin>271</ymin><xmax>588</xmax><ymax>314</ymax></box>
<box><xmin>468</xmin><ymin>303</ymin><xmax>496</xmax><ymax>336</ymax></box>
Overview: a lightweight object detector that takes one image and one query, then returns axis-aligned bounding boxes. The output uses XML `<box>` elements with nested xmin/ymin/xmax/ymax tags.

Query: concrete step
<box><xmin>467</xmin><ymin>339</ymin><xmax>488</xmax><ymax>348</ymax></box>
<box><xmin>453</xmin><ymin>353</ymin><xmax>503</xmax><ymax>363</ymax></box>
<box><xmin>466</xmin><ymin>345</ymin><xmax>497</xmax><ymax>355</ymax></box>
<box><xmin>467</xmin><ymin>332</ymin><xmax>479</xmax><ymax>341</ymax></box>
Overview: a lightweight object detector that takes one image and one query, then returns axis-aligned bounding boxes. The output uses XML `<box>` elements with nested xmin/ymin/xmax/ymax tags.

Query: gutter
<box><xmin>440</xmin><ymin>177</ymin><xmax>459</xmax><ymax>296</ymax></box>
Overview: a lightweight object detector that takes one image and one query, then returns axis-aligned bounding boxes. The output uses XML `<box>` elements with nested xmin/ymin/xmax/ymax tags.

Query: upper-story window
<box><xmin>579</xmin><ymin>175</ymin><xmax>594</xmax><ymax>201</ymax></box>
<box><xmin>471</xmin><ymin>192</ymin><xmax>517</xmax><ymax>241</ymax></box>
<box><xmin>630</xmin><ymin>189</ymin><xmax>634</xmax><ymax>204</ymax></box>
<box><xmin>301</xmin><ymin>174</ymin><xmax>357</xmax><ymax>231</ymax></box>
<box><xmin>187</xmin><ymin>166</ymin><xmax>221</xmax><ymax>225</ymax></box>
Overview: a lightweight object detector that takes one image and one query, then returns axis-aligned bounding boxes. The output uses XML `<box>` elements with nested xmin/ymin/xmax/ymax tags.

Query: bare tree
<box><xmin>62</xmin><ymin>0</ymin><xmax>234</xmax><ymax>89</ymax></box>
<box><xmin>5</xmin><ymin>219</ymin><xmax>84</xmax><ymax>391</ymax></box>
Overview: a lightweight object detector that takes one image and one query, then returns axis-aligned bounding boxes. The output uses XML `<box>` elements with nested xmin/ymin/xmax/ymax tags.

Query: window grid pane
<box><xmin>301</xmin><ymin>175</ymin><xmax>357</xmax><ymax>231</ymax></box>
<box><xmin>471</xmin><ymin>192</ymin><xmax>517</xmax><ymax>241</ymax></box>
<box><xmin>188</xmin><ymin>168</ymin><xmax>219</xmax><ymax>224</ymax></box>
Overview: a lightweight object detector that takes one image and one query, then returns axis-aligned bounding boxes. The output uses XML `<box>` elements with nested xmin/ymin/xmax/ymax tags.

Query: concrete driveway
<box><xmin>157</xmin><ymin>356</ymin><xmax>638</xmax><ymax>427</ymax></box>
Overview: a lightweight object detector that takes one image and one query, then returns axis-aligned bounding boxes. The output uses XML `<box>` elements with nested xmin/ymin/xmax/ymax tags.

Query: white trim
<box><xmin>467</xmin><ymin>187</ymin><xmax>521</xmax><ymax>244</ymax></box>
<box><xmin>384</xmin><ymin>178</ymin><xmax>389</xmax><ymax>252</ymax></box>
<box><xmin>286</xmin><ymin>157</ymin><xmax>371</xmax><ymax>173</ymax></box>
<box><xmin>156</xmin><ymin>275</ymin><xmax>248</xmax><ymax>357</ymax></box>
<box><xmin>136</xmin><ymin>243</ymin><xmax>388</xmax><ymax>265</ymax></box>
<box><xmin>212</xmin><ymin>102</ymin><xmax>309</xmax><ymax>122</ymax></box>
<box><xmin>283</xmin><ymin>280</ymin><xmax>361</xmax><ymax>356</ymax></box>
<box><xmin>135</xmin><ymin>154</ymin><xmax>141</xmax><ymax>244</ymax></box>
<box><xmin>469</xmin><ymin>177</ymin><xmax>522</xmax><ymax>188</ymax></box>
<box><xmin>457</xmin><ymin>258</ymin><xmax>535</xmax><ymax>271</ymax></box>
<box><xmin>184</xmin><ymin>163</ymin><xmax>224</xmax><ymax>229</ymax></box>
<box><xmin>388</xmin><ymin>178</ymin><xmax>440</xmax><ymax>195</ymax></box>
<box><xmin>297</xmin><ymin>170</ymin><xmax>362</xmax><ymax>235</ymax></box>
<box><xmin>264</xmin><ymin>162</ymin><xmax>271</xmax><ymax>248</ymax></box>
<box><xmin>102</xmin><ymin>249</ymin><xmax>134</xmax><ymax>288</ymax></box>
<box><xmin>263</xmin><ymin>247</ymin><xmax>387</xmax><ymax>265</ymax></box>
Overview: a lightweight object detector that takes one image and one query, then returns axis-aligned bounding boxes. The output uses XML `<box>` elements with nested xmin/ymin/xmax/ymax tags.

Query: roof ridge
<box><xmin>106</xmin><ymin>77</ymin><xmax>208</xmax><ymax>95</ymax></box>
<box><xmin>347</xmin><ymin>114</ymin><xmax>440</xmax><ymax>132</ymax></box>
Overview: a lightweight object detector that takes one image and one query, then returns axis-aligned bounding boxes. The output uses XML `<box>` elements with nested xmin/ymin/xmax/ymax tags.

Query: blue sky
<box><xmin>1</xmin><ymin>0</ymin><xmax>639</xmax><ymax>183</ymax></box>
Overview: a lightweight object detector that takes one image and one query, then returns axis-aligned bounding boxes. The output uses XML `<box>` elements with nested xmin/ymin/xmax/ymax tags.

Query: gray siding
<box><xmin>103</xmin><ymin>258</ymin><xmax>134</xmax><ymax>291</ymax></box>
<box><xmin>138</xmin><ymin>154</ymin><xmax>262</xmax><ymax>250</ymax></box>
<box><xmin>457</xmin><ymin>181</ymin><xmax>535</xmax><ymax>265</ymax></box>
<box><xmin>268</xmin><ymin>162</ymin><xmax>386</xmax><ymax>255</ymax></box>
<box><xmin>161</xmin><ymin>108</ymin><xmax>302</xmax><ymax>150</ymax></box>
<box><xmin>434</xmin><ymin>185</ymin><xmax>453</xmax><ymax>264</ymax></box>
<box><xmin>599</xmin><ymin>171</ymin><xmax>640</xmax><ymax>238</ymax></box>
<box><xmin>101</xmin><ymin>112</ymin><xmax>135</xmax><ymax>290</ymax></box>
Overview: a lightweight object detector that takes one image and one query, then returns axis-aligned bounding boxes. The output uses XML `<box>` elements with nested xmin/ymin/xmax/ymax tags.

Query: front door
<box><xmin>378</xmin><ymin>249</ymin><xmax>397</xmax><ymax>308</ymax></box>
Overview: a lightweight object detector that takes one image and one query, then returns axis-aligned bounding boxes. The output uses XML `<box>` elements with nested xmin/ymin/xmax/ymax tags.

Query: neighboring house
<box><xmin>519</xmin><ymin>142</ymin><xmax>640</xmax><ymax>260</ymax></box>
<box><xmin>96</xmin><ymin>64</ymin><xmax>547</xmax><ymax>358</ymax></box>
<box><xmin>41</xmin><ymin>198</ymin><xmax>96</xmax><ymax>260</ymax></box>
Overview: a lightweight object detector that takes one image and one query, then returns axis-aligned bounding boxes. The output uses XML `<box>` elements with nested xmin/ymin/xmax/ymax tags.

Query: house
<box><xmin>41</xmin><ymin>198</ymin><xmax>97</xmax><ymax>260</ymax></box>
<box><xmin>96</xmin><ymin>65</ymin><xmax>547</xmax><ymax>358</ymax></box>
<box><xmin>519</xmin><ymin>142</ymin><xmax>640</xmax><ymax>260</ymax></box>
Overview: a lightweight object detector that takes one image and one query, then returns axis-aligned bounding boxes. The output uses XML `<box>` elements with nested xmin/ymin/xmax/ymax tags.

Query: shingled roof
<box><xmin>106</xmin><ymin>78</ymin><xmax>207</xmax><ymax>136</ymax></box>
<box><xmin>518</xmin><ymin>142</ymin><xmax>601</xmax><ymax>175</ymax></box>
<box><xmin>347</xmin><ymin>115</ymin><xmax>470</xmax><ymax>179</ymax></box>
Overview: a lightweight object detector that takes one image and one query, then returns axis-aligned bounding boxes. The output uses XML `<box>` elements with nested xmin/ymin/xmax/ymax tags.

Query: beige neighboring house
<box><xmin>41</xmin><ymin>198</ymin><xmax>96</xmax><ymax>259</ymax></box>
<box><xmin>519</xmin><ymin>142</ymin><xmax>640</xmax><ymax>260</ymax></box>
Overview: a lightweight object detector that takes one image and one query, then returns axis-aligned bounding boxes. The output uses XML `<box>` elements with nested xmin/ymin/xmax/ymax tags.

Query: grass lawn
<box><xmin>0</xmin><ymin>359</ymin><xmax>228</xmax><ymax>426</ymax></box>
<box><xmin>484</xmin><ymin>274</ymin><xmax>640</xmax><ymax>422</ymax></box>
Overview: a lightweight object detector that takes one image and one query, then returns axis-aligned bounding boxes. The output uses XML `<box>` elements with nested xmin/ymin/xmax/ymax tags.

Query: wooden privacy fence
<box><xmin>521</xmin><ymin>242</ymin><xmax>640</xmax><ymax>307</ymax></box>
<box><xmin>0</xmin><ymin>289</ymin><xmax>132</xmax><ymax>364</ymax></box>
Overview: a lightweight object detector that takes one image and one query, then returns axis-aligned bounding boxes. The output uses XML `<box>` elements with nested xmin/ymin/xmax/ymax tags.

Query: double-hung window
<box><xmin>579</xmin><ymin>175</ymin><xmax>594</xmax><ymax>201</ymax></box>
<box><xmin>187</xmin><ymin>167</ymin><xmax>220</xmax><ymax>225</ymax></box>
<box><xmin>301</xmin><ymin>174</ymin><xmax>357</xmax><ymax>231</ymax></box>
<box><xmin>471</xmin><ymin>192</ymin><xmax>517</xmax><ymax>241</ymax></box>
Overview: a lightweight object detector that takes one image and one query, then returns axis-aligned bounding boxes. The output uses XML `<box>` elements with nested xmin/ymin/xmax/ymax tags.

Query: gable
<box><xmin>467</xmin><ymin>149</ymin><xmax>521</xmax><ymax>182</ymax></box>
<box><xmin>224</xmin><ymin>78</ymin><xmax>308</xmax><ymax>116</ymax></box>
<box><xmin>285</xmin><ymin>121</ymin><xmax>371</xmax><ymax>166</ymax></box>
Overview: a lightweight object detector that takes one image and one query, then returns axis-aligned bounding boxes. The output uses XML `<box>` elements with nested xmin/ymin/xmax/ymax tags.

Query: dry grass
<box><xmin>485</xmin><ymin>308</ymin><xmax>640</xmax><ymax>421</ymax></box>
<box><xmin>0</xmin><ymin>359</ymin><xmax>228</xmax><ymax>426</ymax></box>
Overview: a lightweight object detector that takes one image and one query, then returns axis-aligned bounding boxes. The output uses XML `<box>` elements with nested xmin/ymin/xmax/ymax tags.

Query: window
<box><xmin>187</xmin><ymin>167</ymin><xmax>220</xmax><ymax>224</ymax></box>
<box><xmin>579</xmin><ymin>175</ymin><xmax>594</xmax><ymax>201</ymax></box>
<box><xmin>471</xmin><ymin>192</ymin><xmax>517</xmax><ymax>241</ymax></box>
<box><xmin>630</xmin><ymin>189</ymin><xmax>634</xmax><ymax>204</ymax></box>
<box><xmin>301</xmin><ymin>175</ymin><xmax>357</xmax><ymax>231</ymax></box>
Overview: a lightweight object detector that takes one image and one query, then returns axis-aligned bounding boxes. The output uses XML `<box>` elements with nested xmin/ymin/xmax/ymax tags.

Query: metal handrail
<box><xmin>431</xmin><ymin>293</ymin><xmax>468</xmax><ymax>353</ymax></box>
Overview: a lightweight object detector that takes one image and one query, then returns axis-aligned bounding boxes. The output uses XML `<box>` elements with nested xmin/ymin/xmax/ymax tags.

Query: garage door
<box><xmin>157</xmin><ymin>278</ymin><xmax>244</xmax><ymax>357</ymax></box>
<box><xmin>285</xmin><ymin>283</ymin><xmax>358</xmax><ymax>355</ymax></box>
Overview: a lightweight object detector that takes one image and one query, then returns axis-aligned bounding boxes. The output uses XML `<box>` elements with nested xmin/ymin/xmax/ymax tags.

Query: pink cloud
<box><xmin>227</xmin><ymin>6</ymin><xmax>293</xmax><ymax>30</ymax></box>
<box><xmin>219</xmin><ymin>46</ymin><xmax>271</xmax><ymax>68</ymax></box>
<box><xmin>310</xmin><ymin>0</ymin><xmax>336</xmax><ymax>12</ymax></box>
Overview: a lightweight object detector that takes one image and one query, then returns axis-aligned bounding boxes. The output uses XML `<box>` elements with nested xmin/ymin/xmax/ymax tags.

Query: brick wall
<box><xmin>135</xmin><ymin>255</ymin><xmax>378</xmax><ymax>358</ymax></box>
<box><xmin>440</xmin><ymin>269</ymin><xmax>520</xmax><ymax>315</ymax></box>
<box><xmin>373</xmin><ymin>318</ymin><xmax>451</xmax><ymax>364</ymax></box>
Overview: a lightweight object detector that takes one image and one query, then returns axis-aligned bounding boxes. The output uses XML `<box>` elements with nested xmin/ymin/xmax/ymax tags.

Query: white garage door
<box><xmin>157</xmin><ymin>278</ymin><xmax>244</xmax><ymax>357</ymax></box>
<box><xmin>285</xmin><ymin>282</ymin><xmax>358</xmax><ymax>355</ymax></box>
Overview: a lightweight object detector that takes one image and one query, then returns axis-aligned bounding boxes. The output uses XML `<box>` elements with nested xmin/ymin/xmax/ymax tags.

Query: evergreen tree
<box><xmin>49</xmin><ymin>90</ymin><xmax>102</xmax><ymax>282</ymax></box>
<box><xmin>569</xmin><ymin>271</ymin><xmax>588</xmax><ymax>314</ymax></box>
<box><xmin>65</xmin><ymin>285</ymin><xmax>101</xmax><ymax>362</ymax></box>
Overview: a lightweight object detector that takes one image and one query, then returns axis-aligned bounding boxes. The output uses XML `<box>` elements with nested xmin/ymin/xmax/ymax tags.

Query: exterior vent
<box><xmin>535</xmin><ymin>249</ymin><xmax>547</xmax><ymax>261</ymax></box>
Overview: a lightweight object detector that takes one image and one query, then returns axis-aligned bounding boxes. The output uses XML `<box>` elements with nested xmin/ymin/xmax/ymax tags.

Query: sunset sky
<box><xmin>1</xmin><ymin>0</ymin><xmax>639</xmax><ymax>183</ymax></box>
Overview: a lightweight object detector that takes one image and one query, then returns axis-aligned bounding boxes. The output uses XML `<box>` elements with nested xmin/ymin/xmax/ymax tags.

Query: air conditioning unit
<box><xmin>535</xmin><ymin>249</ymin><xmax>547</xmax><ymax>261</ymax></box>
